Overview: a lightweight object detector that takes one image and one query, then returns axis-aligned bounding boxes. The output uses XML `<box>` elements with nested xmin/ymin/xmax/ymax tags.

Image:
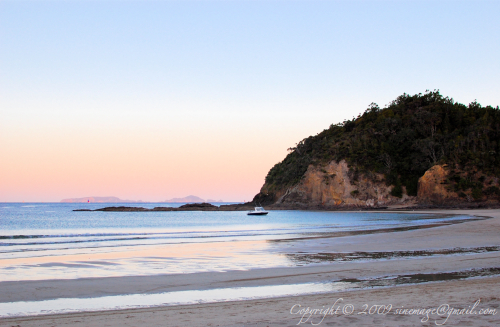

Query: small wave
<box><xmin>0</xmin><ymin>236</ymin><xmax>150</xmax><ymax>247</ymax></box>
<box><xmin>0</xmin><ymin>227</ymin><xmax>305</xmax><ymax>240</ymax></box>
<box><xmin>0</xmin><ymin>235</ymin><xmax>47</xmax><ymax>239</ymax></box>
<box><xmin>0</xmin><ymin>230</ymin><xmax>300</xmax><ymax>247</ymax></box>
<box><xmin>0</xmin><ymin>232</ymin><xmax>152</xmax><ymax>239</ymax></box>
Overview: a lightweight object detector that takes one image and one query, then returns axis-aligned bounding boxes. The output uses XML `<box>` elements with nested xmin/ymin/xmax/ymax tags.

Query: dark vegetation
<box><xmin>264</xmin><ymin>91</ymin><xmax>500</xmax><ymax>198</ymax></box>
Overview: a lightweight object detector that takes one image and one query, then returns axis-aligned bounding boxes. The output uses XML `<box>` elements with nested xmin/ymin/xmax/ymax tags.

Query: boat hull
<box><xmin>247</xmin><ymin>212</ymin><xmax>268</xmax><ymax>215</ymax></box>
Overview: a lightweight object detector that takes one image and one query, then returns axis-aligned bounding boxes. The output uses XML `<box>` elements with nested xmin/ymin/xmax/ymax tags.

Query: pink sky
<box><xmin>2</xmin><ymin>1</ymin><xmax>499</xmax><ymax>202</ymax></box>
<box><xmin>1</xmin><ymin>100</ymin><xmax>345</xmax><ymax>202</ymax></box>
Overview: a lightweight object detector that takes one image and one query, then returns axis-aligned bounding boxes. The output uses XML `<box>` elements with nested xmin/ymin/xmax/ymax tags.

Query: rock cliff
<box><xmin>417</xmin><ymin>165</ymin><xmax>457</xmax><ymax>204</ymax></box>
<box><xmin>256</xmin><ymin>161</ymin><xmax>500</xmax><ymax>208</ymax></box>
<box><xmin>260</xmin><ymin>160</ymin><xmax>415</xmax><ymax>208</ymax></box>
<box><xmin>417</xmin><ymin>164</ymin><xmax>500</xmax><ymax>205</ymax></box>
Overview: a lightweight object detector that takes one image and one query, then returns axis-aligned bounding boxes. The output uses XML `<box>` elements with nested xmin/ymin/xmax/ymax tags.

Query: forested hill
<box><xmin>260</xmin><ymin>91</ymin><xmax>500</xmax><ymax>204</ymax></box>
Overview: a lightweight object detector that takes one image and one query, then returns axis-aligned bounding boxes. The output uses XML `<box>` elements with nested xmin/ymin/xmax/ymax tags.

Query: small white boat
<box><xmin>247</xmin><ymin>206</ymin><xmax>268</xmax><ymax>215</ymax></box>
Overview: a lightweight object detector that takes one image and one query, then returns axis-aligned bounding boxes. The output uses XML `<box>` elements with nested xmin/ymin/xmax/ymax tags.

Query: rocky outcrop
<box><xmin>75</xmin><ymin>203</ymin><xmax>254</xmax><ymax>212</ymax></box>
<box><xmin>417</xmin><ymin>165</ymin><xmax>457</xmax><ymax>204</ymax></box>
<box><xmin>260</xmin><ymin>160</ymin><xmax>415</xmax><ymax>208</ymax></box>
<box><xmin>255</xmin><ymin>161</ymin><xmax>500</xmax><ymax>208</ymax></box>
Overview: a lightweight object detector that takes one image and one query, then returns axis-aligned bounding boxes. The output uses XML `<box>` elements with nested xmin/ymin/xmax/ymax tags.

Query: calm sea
<box><xmin>0</xmin><ymin>203</ymin><xmax>473</xmax><ymax>281</ymax></box>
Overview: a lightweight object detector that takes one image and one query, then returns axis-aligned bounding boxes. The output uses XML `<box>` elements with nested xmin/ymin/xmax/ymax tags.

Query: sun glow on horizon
<box><xmin>1</xmin><ymin>1</ymin><xmax>499</xmax><ymax>202</ymax></box>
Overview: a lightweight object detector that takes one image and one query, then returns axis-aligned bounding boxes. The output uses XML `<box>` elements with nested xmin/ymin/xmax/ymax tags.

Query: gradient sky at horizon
<box><xmin>1</xmin><ymin>0</ymin><xmax>499</xmax><ymax>202</ymax></box>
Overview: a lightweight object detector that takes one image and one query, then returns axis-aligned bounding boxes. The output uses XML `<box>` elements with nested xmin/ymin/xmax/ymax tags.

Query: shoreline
<box><xmin>1</xmin><ymin>209</ymin><xmax>499</xmax><ymax>326</ymax></box>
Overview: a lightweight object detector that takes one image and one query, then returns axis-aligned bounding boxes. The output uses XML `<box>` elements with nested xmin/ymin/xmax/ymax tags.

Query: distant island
<box><xmin>61</xmin><ymin>196</ymin><xmax>143</xmax><ymax>203</ymax></box>
<box><xmin>163</xmin><ymin>195</ymin><xmax>223</xmax><ymax>203</ymax></box>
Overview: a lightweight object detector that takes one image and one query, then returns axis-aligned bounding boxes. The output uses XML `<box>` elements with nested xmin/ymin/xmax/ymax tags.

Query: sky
<box><xmin>1</xmin><ymin>0</ymin><xmax>499</xmax><ymax>202</ymax></box>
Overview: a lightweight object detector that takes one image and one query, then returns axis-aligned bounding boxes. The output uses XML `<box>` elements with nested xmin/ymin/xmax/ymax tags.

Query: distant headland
<box><xmin>251</xmin><ymin>90</ymin><xmax>500</xmax><ymax>209</ymax></box>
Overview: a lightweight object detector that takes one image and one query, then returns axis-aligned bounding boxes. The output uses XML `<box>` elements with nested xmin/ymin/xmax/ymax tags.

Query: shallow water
<box><xmin>1</xmin><ymin>267</ymin><xmax>498</xmax><ymax>318</ymax></box>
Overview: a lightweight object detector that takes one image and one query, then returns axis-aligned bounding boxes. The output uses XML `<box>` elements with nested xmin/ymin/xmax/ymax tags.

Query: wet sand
<box><xmin>1</xmin><ymin>209</ymin><xmax>499</xmax><ymax>326</ymax></box>
<box><xmin>1</xmin><ymin>276</ymin><xmax>498</xmax><ymax>327</ymax></box>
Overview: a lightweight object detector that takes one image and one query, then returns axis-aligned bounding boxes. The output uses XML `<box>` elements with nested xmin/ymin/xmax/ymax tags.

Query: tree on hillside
<box><xmin>264</xmin><ymin>90</ymin><xmax>500</xmax><ymax>198</ymax></box>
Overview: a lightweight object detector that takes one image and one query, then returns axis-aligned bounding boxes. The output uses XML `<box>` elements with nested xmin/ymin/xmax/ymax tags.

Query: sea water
<box><xmin>0</xmin><ymin>203</ymin><xmax>475</xmax><ymax>281</ymax></box>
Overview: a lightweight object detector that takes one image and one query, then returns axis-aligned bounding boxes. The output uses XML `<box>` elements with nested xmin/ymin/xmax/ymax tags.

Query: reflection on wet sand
<box><xmin>0</xmin><ymin>240</ymin><xmax>289</xmax><ymax>281</ymax></box>
<box><xmin>1</xmin><ymin>267</ymin><xmax>498</xmax><ymax>318</ymax></box>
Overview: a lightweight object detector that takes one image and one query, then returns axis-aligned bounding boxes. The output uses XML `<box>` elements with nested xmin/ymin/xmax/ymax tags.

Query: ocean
<box><xmin>0</xmin><ymin>202</ymin><xmax>474</xmax><ymax>282</ymax></box>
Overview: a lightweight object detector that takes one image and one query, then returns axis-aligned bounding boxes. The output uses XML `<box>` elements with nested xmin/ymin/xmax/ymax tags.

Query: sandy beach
<box><xmin>4</xmin><ymin>1</ymin><xmax>499</xmax><ymax>326</ymax></box>
<box><xmin>1</xmin><ymin>209</ymin><xmax>499</xmax><ymax>326</ymax></box>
